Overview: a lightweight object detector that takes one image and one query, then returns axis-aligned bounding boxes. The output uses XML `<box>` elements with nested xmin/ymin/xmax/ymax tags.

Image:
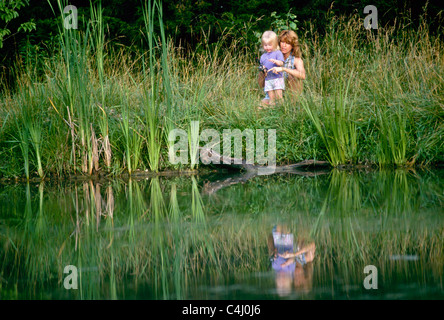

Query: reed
<box><xmin>90</xmin><ymin>1</ymin><xmax>112</xmax><ymax>170</ymax></box>
<box><xmin>141</xmin><ymin>0</ymin><xmax>162</xmax><ymax>172</ymax></box>
<box><xmin>376</xmin><ymin>105</ymin><xmax>409</xmax><ymax>167</ymax></box>
<box><xmin>14</xmin><ymin>116</ymin><xmax>30</xmax><ymax>180</ymax></box>
<box><xmin>119</xmin><ymin>93</ymin><xmax>143</xmax><ymax>174</ymax></box>
<box><xmin>48</xmin><ymin>0</ymin><xmax>95</xmax><ymax>174</ymax></box>
<box><xmin>158</xmin><ymin>5</ymin><xmax>176</xmax><ymax>160</ymax></box>
<box><xmin>301</xmin><ymin>76</ymin><xmax>358</xmax><ymax>166</ymax></box>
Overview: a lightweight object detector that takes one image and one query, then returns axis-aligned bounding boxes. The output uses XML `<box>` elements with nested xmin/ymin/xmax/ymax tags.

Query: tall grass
<box><xmin>158</xmin><ymin>6</ymin><xmax>175</xmax><ymax>160</ymax></box>
<box><xmin>300</xmin><ymin>14</ymin><xmax>443</xmax><ymax>167</ymax></box>
<box><xmin>376</xmin><ymin>105</ymin><xmax>409</xmax><ymax>167</ymax></box>
<box><xmin>12</xmin><ymin>79</ymin><xmax>45</xmax><ymax>179</ymax></box>
<box><xmin>90</xmin><ymin>1</ymin><xmax>112</xmax><ymax>169</ymax></box>
<box><xmin>0</xmin><ymin>6</ymin><xmax>443</xmax><ymax>179</ymax></box>
<box><xmin>120</xmin><ymin>92</ymin><xmax>143</xmax><ymax>174</ymax></box>
<box><xmin>14</xmin><ymin>116</ymin><xmax>30</xmax><ymax>180</ymax></box>
<box><xmin>141</xmin><ymin>0</ymin><xmax>162</xmax><ymax>173</ymax></box>
<box><xmin>48</xmin><ymin>0</ymin><xmax>96</xmax><ymax>174</ymax></box>
<box><xmin>301</xmin><ymin>75</ymin><xmax>358</xmax><ymax>166</ymax></box>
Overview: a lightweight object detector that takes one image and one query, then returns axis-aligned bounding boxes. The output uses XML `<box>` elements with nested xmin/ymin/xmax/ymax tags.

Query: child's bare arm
<box><xmin>268</xmin><ymin>58</ymin><xmax>283</xmax><ymax>66</ymax></box>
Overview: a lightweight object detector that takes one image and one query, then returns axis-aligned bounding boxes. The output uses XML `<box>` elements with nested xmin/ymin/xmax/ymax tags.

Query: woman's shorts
<box><xmin>264</xmin><ymin>78</ymin><xmax>285</xmax><ymax>92</ymax></box>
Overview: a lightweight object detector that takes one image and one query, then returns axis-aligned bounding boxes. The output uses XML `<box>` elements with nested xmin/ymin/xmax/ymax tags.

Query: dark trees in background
<box><xmin>1</xmin><ymin>0</ymin><xmax>443</xmax><ymax>76</ymax></box>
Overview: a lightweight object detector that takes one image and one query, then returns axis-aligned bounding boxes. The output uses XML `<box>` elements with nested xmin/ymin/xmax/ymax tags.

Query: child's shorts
<box><xmin>264</xmin><ymin>78</ymin><xmax>285</xmax><ymax>92</ymax></box>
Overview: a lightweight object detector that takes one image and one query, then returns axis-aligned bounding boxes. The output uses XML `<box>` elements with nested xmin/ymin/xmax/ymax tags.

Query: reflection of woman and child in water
<box><xmin>258</xmin><ymin>29</ymin><xmax>306</xmax><ymax>108</ymax></box>
<box><xmin>268</xmin><ymin>224</ymin><xmax>316</xmax><ymax>296</ymax></box>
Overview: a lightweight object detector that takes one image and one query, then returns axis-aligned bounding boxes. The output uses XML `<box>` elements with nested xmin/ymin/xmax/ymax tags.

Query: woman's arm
<box><xmin>279</xmin><ymin>242</ymin><xmax>315</xmax><ymax>259</ymax></box>
<box><xmin>269</xmin><ymin>58</ymin><xmax>306</xmax><ymax>80</ymax></box>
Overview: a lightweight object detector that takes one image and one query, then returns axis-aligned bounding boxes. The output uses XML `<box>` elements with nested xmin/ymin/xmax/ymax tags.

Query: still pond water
<box><xmin>0</xmin><ymin>169</ymin><xmax>443</xmax><ymax>299</ymax></box>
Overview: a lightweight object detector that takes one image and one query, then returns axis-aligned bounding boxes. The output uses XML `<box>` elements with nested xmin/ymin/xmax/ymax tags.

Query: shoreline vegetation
<box><xmin>0</xmin><ymin>1</ymin><xmax>443</xmax><ymax>182</ymax></box>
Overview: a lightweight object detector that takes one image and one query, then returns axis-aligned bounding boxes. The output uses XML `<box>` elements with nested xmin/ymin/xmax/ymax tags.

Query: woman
<box><xmin>259</xmin><ymin>30</ymin><xmax>306</xmax><ymax>106</ymax></box>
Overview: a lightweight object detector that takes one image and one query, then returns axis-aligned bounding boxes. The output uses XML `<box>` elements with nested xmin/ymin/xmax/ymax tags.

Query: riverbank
<box><xmin>0</xmin><ymin>10</ymin><xmax>442</xmax><ymax>180</ymax></box>
<box><xmin>1</xmin><ymin>161</ymin><xmax>443</xmax><ymax>187</ymax></box>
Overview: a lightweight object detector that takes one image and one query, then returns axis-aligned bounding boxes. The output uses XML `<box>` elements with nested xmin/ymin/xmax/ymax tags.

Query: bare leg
<box><xmin>275</xmin><ymin>89</ymin><xmax>283</xmax><ymax>102</ymax></box>
<box><xmin>268</xmin><ymin>90</ymin><xmax>276</xmax><ymax>105</ymax></box>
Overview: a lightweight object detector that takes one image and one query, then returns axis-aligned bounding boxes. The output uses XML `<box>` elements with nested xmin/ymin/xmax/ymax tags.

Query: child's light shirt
<box><xmin>260</xmin><ymin>50</ymin><xmax>284</xmax><ymax>81</ymax></box>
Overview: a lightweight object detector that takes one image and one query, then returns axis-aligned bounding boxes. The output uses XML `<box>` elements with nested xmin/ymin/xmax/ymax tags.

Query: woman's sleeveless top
<box><xmin>283</xmin><ymin>54</ymin><xmax>295</xmax><ymax>79</ymax></box>
<box><xmin>283</xmin><ymin>53</ymin><xmax>303</xmax><ymax>94</ymax></box>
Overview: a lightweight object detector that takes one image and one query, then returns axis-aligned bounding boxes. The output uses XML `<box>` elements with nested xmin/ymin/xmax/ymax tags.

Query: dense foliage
<box><xmin>2</xmin><ymin>1</ymin><xmax>443</xmax><ymax>62</ymax></box>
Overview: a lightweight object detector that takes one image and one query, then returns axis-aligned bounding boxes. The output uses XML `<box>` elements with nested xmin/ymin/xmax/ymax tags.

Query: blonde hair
<box><xmin>261</xmin><ymin>30</ymin><xmax>279</xmax><ymax>51</ymax></box>
<box><xmin>278</xmin><ymin>30</ymin><xmax>301</xmax><ymax>58</ymax></box>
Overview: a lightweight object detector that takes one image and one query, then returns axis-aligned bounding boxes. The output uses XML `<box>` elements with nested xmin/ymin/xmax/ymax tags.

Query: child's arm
<box><xmin>269</xmin><ymin>58</ymin><xmax>306</xmax><ymax>80</ymax></box>
<box><xmin>270</xmin><ymin>50</ymin><xmax>285</xmax><ymax>67</ymax></box>
<box><xmin>268</xmin><ymin>58</ymin><xmax>283</xmax><ymax>66</ymax></box>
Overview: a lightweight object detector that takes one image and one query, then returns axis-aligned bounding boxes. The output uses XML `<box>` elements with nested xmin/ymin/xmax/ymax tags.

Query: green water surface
<box><xmin>0</xmin><ymin>169</ymin><xmax>443</xmax><ymax>299</ymax></box>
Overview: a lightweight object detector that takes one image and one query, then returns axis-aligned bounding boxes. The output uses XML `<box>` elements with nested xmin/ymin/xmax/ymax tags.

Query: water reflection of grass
<box><xmin>0</xmin><ymin>170</ymin><xmax>442</xmax><ymax>299</ymax></box>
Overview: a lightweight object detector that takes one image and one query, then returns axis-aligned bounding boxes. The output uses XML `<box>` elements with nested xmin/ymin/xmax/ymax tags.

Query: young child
<box><xmin>259</xmin><ymin>31</ymin><xmax>285</xmax><ymax>106</ymax></box>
